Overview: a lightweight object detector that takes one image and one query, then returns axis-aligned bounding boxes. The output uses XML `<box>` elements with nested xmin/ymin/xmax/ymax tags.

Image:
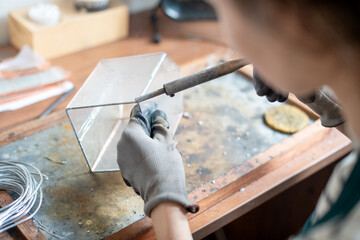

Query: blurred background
<box><xmin>0</xmin><ymin>0</ymin><xmax>159</xmax><ymax>46</ymax></box>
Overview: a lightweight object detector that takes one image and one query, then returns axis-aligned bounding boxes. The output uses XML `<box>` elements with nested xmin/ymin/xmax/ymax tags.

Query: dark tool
<box><xmin>161</xmin><ymin>0</ymin><xmax>217</xmax><ymax>21</ymax></box>
<box><xmin>37</xmin><ymin>86</ymin><xmax>74</xmax><ymax>119</ymax></box>
<box><xmin>151</xmin><ymin>0</ymin><xmax>217</xmax><ymax>43</ymax></box>
<box><xmin>151</xmin><ymin>6</ymin><xmax>162</xmax><ymax>44</ymax></box>
<box><xmin>135</xmin><ymin>59</ymin><xmax>248</xmax><ymax>104</ymax></box>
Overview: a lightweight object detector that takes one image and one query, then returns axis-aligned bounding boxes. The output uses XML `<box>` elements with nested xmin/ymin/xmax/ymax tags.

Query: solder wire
<box><xmin>0</xmin><ymin>163</ymin><xmax>42</xmax><ymax>228</ymax></box>
<box><xmin>0</xmin><ymin>161</ymin><xmax>43</xmax><ymax>233</ymax></box>
<box><xmin>0</xmin><ymin>162</ymin><xmax>43</xmax><ymax>230</ymax></box>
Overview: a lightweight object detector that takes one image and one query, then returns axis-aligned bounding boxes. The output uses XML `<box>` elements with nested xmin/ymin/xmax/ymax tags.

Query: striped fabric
<box><xmin>292</xmin><ymin>151</ymin><xmax>360</xmax><ymax>239</ymax></box>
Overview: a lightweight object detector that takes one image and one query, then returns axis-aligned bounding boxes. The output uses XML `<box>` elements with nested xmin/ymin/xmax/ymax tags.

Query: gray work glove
<box><xmin>117</xmin><ymin>102</ymin><xmax>199</xmax><ymax>217</ymax></box>
<box><xmin>253</xmin><ymin>68</ymin><xmax>288</xmax><ymax>102</ymax></box>
<box><xmin>253</xmin><ymin>68</ymin><xmax>343</xmax><ymax>127</ymax></box>
<box><xmin>299</xmin><ymin>86</ymin><xmax>344</xmax><ymax>127</ymax></box>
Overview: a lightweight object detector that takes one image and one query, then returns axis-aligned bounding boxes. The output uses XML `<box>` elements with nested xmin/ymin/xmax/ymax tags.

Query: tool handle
<box><xmin>163</xmin><ymin>59</ymin><xmax>247</xmax><ymax>96</ymax></box>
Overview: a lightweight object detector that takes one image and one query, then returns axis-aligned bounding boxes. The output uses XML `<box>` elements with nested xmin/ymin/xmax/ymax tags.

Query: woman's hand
<box><xmin>117</xmin><ymin>102</ymin><xmax>199</xmax><ymax>217</ymax></box>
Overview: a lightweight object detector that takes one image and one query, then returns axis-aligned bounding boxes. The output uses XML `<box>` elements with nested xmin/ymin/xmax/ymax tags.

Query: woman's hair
<box><xmin>234</xmin><ymin>0</ymin><xmax>360</xmax><ymax>55</ymax></box>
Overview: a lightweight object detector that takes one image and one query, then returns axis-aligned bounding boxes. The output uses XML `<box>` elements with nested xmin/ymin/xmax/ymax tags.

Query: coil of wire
<box><xmin>0</xmin><ymin>161</ymin><xmax>43</xmax><ymax>233</ymax></box>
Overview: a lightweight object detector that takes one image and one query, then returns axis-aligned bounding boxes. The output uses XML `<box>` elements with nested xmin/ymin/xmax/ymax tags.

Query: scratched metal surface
<box><xmin>178</xmin><ymin>73</ymin><xmax>290</xmax><ymax>192</ymax></box>
<box><xmin>0</xmin><ymin>72</ymin><xmax>292</xmax><ymax>239</ymax></box>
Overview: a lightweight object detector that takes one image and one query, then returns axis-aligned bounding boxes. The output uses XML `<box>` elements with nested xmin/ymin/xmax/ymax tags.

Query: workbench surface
<box><xmin>0</xmin><ymin>72</ymin><xmax>289</xmax><ymax>239</ymax></box>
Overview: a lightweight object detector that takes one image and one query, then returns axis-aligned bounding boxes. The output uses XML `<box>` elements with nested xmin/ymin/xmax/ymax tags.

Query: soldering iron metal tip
<box><xmin>136</xmin><ymin>101</ymin><xmax>143</xmax><ymax>113</ymax></box>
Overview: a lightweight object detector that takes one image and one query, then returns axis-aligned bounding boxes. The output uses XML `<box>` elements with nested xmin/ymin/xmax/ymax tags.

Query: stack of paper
<box><xmin>0</xmin><ymin>45</ymin><xmax>74</xmax><ymax>112</ymax></box>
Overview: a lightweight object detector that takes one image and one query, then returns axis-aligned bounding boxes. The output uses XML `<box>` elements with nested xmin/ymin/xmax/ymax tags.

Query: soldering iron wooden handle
<box><xmin>134</xmin><ymin>59</ymin><xmax>248</xmax><ymax>103</ymax></box>
<box><xmin>163</xmin><ymin>59</ymin><xmax>248</xmax><ymax>96</ymax></box>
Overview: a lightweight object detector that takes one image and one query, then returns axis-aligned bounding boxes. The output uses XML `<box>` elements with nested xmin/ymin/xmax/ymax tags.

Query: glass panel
<box><xmin>66</xmin><ymin>53</ymin><xmax>183</xmax><ymax>172</ymax></box>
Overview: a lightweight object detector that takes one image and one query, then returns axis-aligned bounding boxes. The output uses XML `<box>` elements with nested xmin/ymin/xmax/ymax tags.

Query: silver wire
<box><xmin>0</xmin><ymin>161</ymin><xmax>43</xmax><ymax>233</ymax></box>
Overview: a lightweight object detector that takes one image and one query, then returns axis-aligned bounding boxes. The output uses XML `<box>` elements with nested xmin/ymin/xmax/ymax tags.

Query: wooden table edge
<box><xmin>0</xmin><ymin>110</ymin><xmax>68</xmax><ymax>147</ymax></box>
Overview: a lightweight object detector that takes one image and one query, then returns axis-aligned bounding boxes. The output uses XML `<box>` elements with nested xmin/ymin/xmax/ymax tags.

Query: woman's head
<box><xmin>208</xmin><ymin>0</ymin><xmax>360</xmax><ymax>96</ymax></box>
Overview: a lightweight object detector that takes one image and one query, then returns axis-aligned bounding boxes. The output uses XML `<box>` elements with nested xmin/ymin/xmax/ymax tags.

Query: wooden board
<box><xmin>0</xmin><ymin>191</ymin><xmax>46</xmax><ymax>240</ymax></box>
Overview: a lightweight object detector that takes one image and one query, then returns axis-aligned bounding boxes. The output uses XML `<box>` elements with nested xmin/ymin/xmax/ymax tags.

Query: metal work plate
<box><xmin>0</xmin><ymin>72</ymin><xmax>294</xmax><ymax>239</ymax></box>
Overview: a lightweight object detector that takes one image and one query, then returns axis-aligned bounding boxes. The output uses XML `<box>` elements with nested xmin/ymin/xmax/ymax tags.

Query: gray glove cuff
<box><xmin>302</xmin><ymin>87</ymin><xmax>344</xmax><ymax>127</ymax></box>
<box><xmin>145</xmin><ymin>192</ymin><xmax>199</xmax><ymax>217</ymax></box>
<box><xmin>141</xmin><ymin>148</ymin><xmax>199</xmax><ymax>217</ymax></box>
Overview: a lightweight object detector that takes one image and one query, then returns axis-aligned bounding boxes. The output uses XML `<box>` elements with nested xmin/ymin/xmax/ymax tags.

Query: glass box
<box><xmin>66</xmin><ymin>53</ymin><xmax>183</xmax><ymax>172</ymax></box>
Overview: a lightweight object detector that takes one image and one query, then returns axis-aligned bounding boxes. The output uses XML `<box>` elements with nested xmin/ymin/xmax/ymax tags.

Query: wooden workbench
<box><xmin>0</xmin><ymin>11</ymin><xmax>352</xmax><ymax>240</ymax></box>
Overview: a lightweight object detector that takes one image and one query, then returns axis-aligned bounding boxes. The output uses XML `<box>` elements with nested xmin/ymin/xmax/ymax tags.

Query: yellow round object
<box><xmin>264</xmin><ymin>105</ymin><xmax>309</xmax><ymax>133</ymax></box>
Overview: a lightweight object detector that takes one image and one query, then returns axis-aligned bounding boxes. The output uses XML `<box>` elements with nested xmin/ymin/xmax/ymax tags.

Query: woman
<box><xmin>117</xmin><ymin>1</ymin><xmax>360</xmax><ymax>239</ymax></box>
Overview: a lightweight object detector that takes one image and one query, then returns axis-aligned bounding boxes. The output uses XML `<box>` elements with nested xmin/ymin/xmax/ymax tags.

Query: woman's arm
<box><xmin>117</xmin><ymin>104</ymin><xmax>198</xmax><ymax>239</ymax></box>
<box><xmin>151</xmin><ymin>202</ymin><xmax>193</xmax><ymax>240</ymax></box>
